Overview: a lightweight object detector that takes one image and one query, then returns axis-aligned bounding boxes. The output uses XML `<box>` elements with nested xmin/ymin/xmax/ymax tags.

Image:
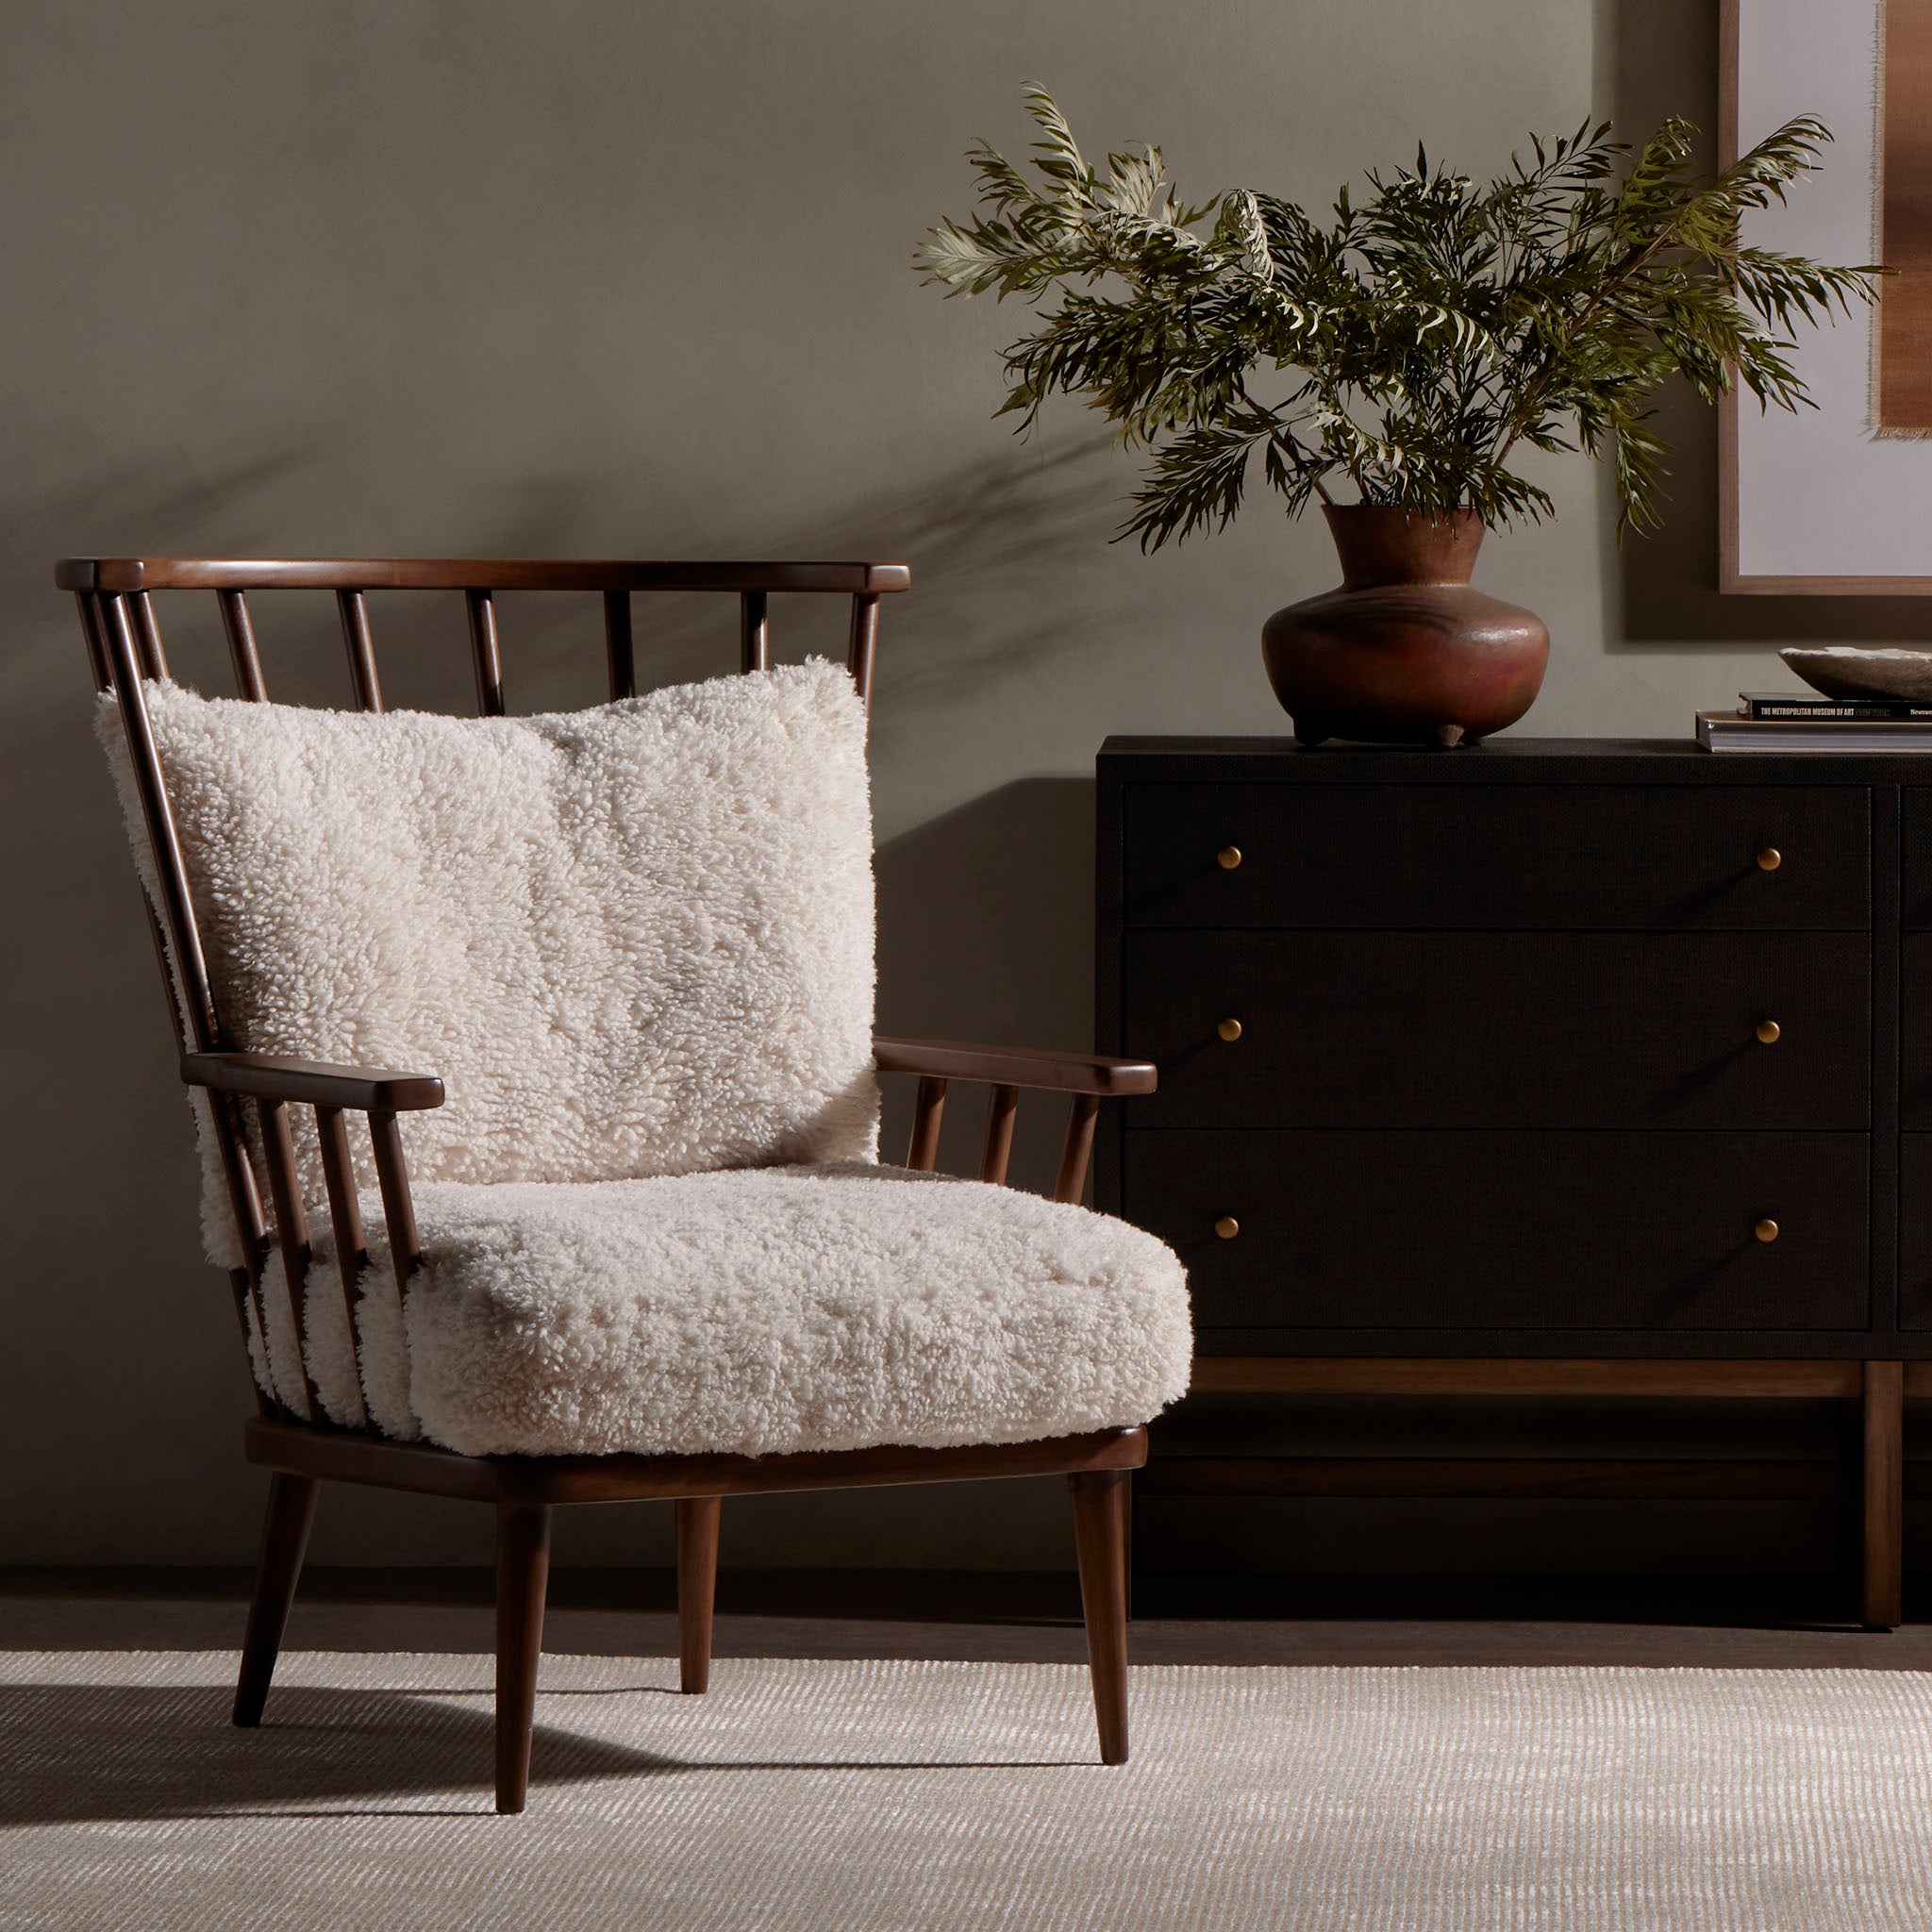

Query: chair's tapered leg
<box><xmin>494</xmin><ymin>1501</ymin><xmax>553</xmax><ymax>1815</ymax></box>
<box><xmin>675</xmin><ymin>1496</ymin><xmax>722</xmax><ymax>1693</ymax></box>
<box><xmin>232</xmin><ymin>1473</ymin><xmax>321</xmax><ymax>1727</ymax></box>
<box><xmin>1068</xmin><ymin>1469</ymin><xmax>1130</xmax><ymax>1765</ymax></box>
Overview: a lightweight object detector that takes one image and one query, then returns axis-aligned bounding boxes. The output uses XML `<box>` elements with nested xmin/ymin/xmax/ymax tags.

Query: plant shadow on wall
<box><xmin>874</xmin><ymin>776</ymin><xmax>1096</xmax><ymax>1197</ymax></box>
<box><xmin>12</xmin><ymin>434</ymin><xmax>1126</xmax><ymax>716</ymax></box>
<box><xmin>174</xmin><ymin>445</ymin><xmax>1115</xmax><ymax>1206</ymax></box>
<box><xmin>446</xmin><ymin>447</ymin><xmax>1126</xmax><ymax>1208</ymax></box>
<box><xmin>417</xmin><ymin>431</ymin><xmax>1129</xmax><ymax>716</ymax></box>
<box><xmin>19</xmin><ymin>436</ymin><xmax>1124</xmax><ymax>1208</ymax></box>
<box><xmin>4</xmin><ymin>449</ymin><xmax>319</xmax><ymax>688</ymax></box>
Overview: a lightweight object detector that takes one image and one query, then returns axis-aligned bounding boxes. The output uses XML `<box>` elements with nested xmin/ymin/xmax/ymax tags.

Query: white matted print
<box><xmin>1722</xmin><ymin>0</ymin><xmax>1932</xmax><ymax>592</ymax></box>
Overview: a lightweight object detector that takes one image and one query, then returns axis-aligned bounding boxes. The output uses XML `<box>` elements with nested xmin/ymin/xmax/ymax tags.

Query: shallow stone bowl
<box><xmin>1781</xmin><ymin>646</ymin><xmax>1932</xmax><ymax>702</ymax></box>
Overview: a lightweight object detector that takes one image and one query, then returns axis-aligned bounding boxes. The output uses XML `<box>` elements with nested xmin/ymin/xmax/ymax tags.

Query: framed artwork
<box><xmin>1721</xmin><ymin>0</ymin><xmax>1932</xmax><ymax>592</ymax></box>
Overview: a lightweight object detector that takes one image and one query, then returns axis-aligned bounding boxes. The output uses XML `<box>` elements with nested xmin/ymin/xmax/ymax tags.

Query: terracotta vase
<box><xmin>1260</xmin><ymin>506</ymin><xmax>1549</xmax><ymax>748</ymax></box>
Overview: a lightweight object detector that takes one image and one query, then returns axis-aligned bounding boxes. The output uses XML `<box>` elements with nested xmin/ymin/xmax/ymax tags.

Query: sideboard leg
<box><xmin>1862</xmin><ymin>1360</ymin><xmax>1905</xmax><ymax>1632</ymax></box>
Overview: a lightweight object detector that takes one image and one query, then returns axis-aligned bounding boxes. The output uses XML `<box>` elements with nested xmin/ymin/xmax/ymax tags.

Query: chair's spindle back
<box><xmin>741</xmin><ymin>591</ymin><xmax>769</xmax><ymax>673</ymax></box>
<box><xmin>1053</xmin><ymin>1094</ymin><xmax>1102</xmax><ymax>1206</ymax></box>
<box><xmin>313</xmin><ymin>1106</ymin><xmax>372</xmax><ymax>1429</ymax></box>
<box><xmin>75</xmin><ymin>592</ymin><xmax>112</xmax><ymax>693</ymax></box>
<box><xmin>978</xmin><ymin>1085</ymin><xmax>1020</xmax><ymax>1186</ymax></box>
<box><xmin>465</xmin><ymin>589</ymin><xmax>506</xmax><ymax>716</ymax></box>
<box><xmin>62</xmin><ymin>557</ymin><xmax>910</xmax><ymax>1428</ymax></box>
<box><xmin>368</xmin><ymin>1108</ymin><xmax>424</xmax><ymax>1283</ymax></box>
<box><xmin>96</xmin><ymin>593</ymin><xmax>224</xmax><ymax>1054</ymax></box>
<box><xmin>602</xmin><ymin>590</ymin><xmax>636</xmax><ymax>700</ymax></box>
<box><xmin>131</xmin><ymin>591</ymin><xmax>169</xmax><ymax>679</ymax></box>
<box><xmin>129</xmin><ymin>587</ymin><xmax>169</xmax><ymax>679</ymax></box>
<box><xmin>335</xmin><ymin>590</ymin><xmax>384</xmax><ymax>711</ymax></box>
<box><xmin>847</xmin><ymin>591</ymin><xmax>880</xmax><ymax>716</ymax></box>
<box><xmin>907</xmin><ymin>1077</ymin><xmax>947</xmax><ymax>1173</ymax></box>
<box><xmin>258</xmin><ymin>1097</ymin><xmax>325</xmax><ymax>1419</ymax></box>
<box><xmin>217</xmin><ymin>590</ymin><xmax>268</xmax><ymax>700</ymax></box>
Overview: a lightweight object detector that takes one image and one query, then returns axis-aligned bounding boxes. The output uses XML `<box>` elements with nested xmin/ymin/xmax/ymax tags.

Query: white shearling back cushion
<box><xmin>104</xmin><ymin>662</ymin><xmax>879</xmax><ymax>1252</ymax></box>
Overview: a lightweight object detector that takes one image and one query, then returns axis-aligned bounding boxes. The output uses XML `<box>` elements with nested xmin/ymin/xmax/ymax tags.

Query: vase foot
<box><xmin>1292</xmin><ymin>716</ymin><xmax>1331</xmax><ymax>748</ymax></box>
<box><xmin>1433</xmin><ymin>724</ymin><xmax>1467</xmax><ymax>749</ymax></box>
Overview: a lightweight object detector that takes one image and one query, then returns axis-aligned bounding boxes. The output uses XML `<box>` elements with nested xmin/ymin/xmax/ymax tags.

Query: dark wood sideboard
<box><xmin>1094</xmin><ymin>736</ymin><xmax>1932</xmax><ymax>1628</ymax></box>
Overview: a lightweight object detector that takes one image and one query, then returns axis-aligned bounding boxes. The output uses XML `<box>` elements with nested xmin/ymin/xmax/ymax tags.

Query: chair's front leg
<box><xmin>232</xmin><ymin>1472</ymin><xmax>321</xmax><ymax>1726</ymax></box>
<box><xmin>494</xmin><ymin>1500</ymin><xmax>553</xmax><ymax>1814</ymax></box>
<box><xmin>1067</xmin><ymin>1469</ymin><xmax>1130</xmax><ymax>1765</ymax></box>
<box><xmin>675</xmin><ymin>1497</ymin><xmax>723</xmax><ymax>1692</ymax></box>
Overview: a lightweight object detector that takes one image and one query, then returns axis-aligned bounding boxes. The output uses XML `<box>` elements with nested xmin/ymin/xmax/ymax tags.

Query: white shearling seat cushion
<box><xmin>100</xmin><ymin>661</ymin><xmax>880</xmax><ymax>1270</ymax></box>
<box><xmin>248</xmin><ymin>1162</ymin><xmax>1192</xmax><ymax>1457</ymax></box>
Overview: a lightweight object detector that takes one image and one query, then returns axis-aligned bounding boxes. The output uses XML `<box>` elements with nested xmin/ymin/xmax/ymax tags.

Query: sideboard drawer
<box><xmin>1904</xmin><ymin>790</ymin><xmax>1932</xmax><ymax>928</ymax></box>
<box><xmin>1122</xmin><ymin>784</ymin><xmax>1871</xmax><ymax>930</ymax></box>
<box><xmin>1900</xmin><ymin>1134</ymin><xmax>1932</xmax><ymax>1328</ymax></box>
<box><xmin>1125</xmin><ymin>931</ymin><xmax>1870</xmax><ymax>1130</ymax></box>
<box><xmin>1124</xmin><ymin>1129</ymin><xmax>1870</xmax><ymax>1332</ymax></box>
<box><xmin>1899</xmin><ymin>934</ymin><xmax>1932</xmax><ymax>1127</ymax></box>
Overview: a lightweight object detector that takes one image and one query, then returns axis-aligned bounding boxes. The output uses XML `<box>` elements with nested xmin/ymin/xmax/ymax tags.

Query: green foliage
<box><xmin>919</xmin><ymin>89</ymin><xmax>1881</xmax><ymax>546</ymax></box>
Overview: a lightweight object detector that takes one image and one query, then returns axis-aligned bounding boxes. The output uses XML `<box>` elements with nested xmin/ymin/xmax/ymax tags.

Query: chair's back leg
<box><xmin>1067</xmin><ymin>1470</ymin><xmax>1130</xmax><ymax>1765</ymax></box>
<box><xmin>232</xmin><ymin>1473</ymin><xmax>321</xmax><ymax>1726</ymax></box>
<box><xmin>494</xmin><ymin>1501</ymin><xmax>553</xmax><ymax>1814</ymax></box>
<box><xmin>675</xmin><ymin>1497</ymin><xmax>723</xmax><ymax>1693</ymax></box>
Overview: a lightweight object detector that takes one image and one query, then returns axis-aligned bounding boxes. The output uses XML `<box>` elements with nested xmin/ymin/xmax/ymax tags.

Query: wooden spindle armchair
<box><xmin>61</xmin><ymin>557</ymin><xmax>1191</xmax><ymax>1813</ymax></box>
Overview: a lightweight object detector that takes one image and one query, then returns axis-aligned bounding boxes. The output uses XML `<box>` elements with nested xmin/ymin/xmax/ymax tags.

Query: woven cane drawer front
<box><xmin>1123</xmin><ymin>929</ymin><xmax>1869</xmax><ymax>1131</ymax></box>
<box><xmin>1124</xmin><ymin>1129</ymin><xmax>1869</xmax><ymax>1335</ymax></box>
<box><xmin>1123</xmin><ymin>783</ymin><xmax>1870</xmax><ymax>932</ymax></box>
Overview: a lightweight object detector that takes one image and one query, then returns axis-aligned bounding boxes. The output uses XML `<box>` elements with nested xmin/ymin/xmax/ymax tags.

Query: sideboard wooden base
<box><xmin>1867</xmin><ymin>1360</ymin><xmax>1907</xmax><ymax>1628</ymax></box>
<box><xmin>1152</xmin><ymin>1357</ymin><xmax>1907</xmax><ymax>1630</ymax></box>
<box><xmin>1192</xmin><ymin>1357</ymin><xmax>1870</xmax><ymax>1398</ymax></box>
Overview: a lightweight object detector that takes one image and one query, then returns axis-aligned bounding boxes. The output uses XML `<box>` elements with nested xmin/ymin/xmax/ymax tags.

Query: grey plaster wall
<box><xmin>3</xmin><ymin>0</ymin><xmax>1913</xmax><ymax>1573</ymax></box>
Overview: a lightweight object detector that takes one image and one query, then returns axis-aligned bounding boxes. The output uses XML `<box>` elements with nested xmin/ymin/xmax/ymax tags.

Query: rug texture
<box><xmin>7</xmin><ymin>1653</ymin><xmax>1932</xmax><ymax>1931</ymax></box>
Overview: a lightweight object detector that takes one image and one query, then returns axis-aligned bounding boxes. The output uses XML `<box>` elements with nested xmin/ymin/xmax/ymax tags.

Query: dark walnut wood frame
<box><xmin>60</xmin><ymin>557</ymin><xmax>1158</xmax><ymax>1812</ymax></box>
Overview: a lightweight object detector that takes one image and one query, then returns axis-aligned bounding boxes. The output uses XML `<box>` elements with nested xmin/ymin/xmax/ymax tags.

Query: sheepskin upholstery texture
<box><xmin>102</xmin><ymin>661</ymin><xmax>1192</xmax><ymax>1456</ymax></box>
<box><xmin>101</xmin><ymin>662</ymin><xmax>880</xmax><ymax>1268</ymax></box>
<box><xmin>242</xmin><ymin>1162</ymin><xmax>1191</xmax><ymax>1455</ymax></box>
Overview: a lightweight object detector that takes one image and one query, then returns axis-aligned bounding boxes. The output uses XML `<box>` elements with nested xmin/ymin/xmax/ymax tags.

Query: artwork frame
<box><xmin>1719</xmin><ymin>0</ymin><xmax>1932</xmax><ymax>594</ymax></box>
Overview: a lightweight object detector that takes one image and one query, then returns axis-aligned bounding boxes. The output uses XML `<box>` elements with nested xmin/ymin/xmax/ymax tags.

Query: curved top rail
<box><xmin>56</xmin><ymin>558</ymin><xmax>912</xmax><ymax>594</ymax></box>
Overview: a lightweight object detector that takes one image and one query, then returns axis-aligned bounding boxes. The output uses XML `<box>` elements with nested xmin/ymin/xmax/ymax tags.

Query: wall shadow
<box><xmin>441</xmin><ymin>430</ymin><xmax>1130</xmax><ymax>715</ymax></box>
<box><xmin>874</xmin><ymin>776</ymin><xmax>1095</xmax><ymax>1196</ymax></box>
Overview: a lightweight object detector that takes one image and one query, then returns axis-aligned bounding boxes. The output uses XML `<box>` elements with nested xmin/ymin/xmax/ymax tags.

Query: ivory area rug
<box><xmin>7</xmin><ymin>1654</ymin><xmax>1932</xmax><ymax>1931</ymax></box>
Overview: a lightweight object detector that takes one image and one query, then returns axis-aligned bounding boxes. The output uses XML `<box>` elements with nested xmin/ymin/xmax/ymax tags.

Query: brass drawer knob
<box><xmin>1214</xmin><ymin>1216</ymin><xmax>1240</xmax><ymax>1241</ymax></box>
<box><xmin>1757</xmin><ymin>846</ymin><xmax>1782</xmax><ymax>872</ymax></box>
<box><xmin>1756</xmin><ymin>1020</ymin><xmax>1781</xmax><ymax>1044</ymax></box>
<box><xmin>1756</xmin><ymin>1218</ymin><xmax>1780</xmax><ymax>1243</ymax></box>
<box><xmin>1217</xmin><ymin>845</ymin><xmax>1242</xmax><ymax>871</ymax></box>
<box><xmin>1217</xmin><ymin>1017</ymin><xmax>1243</xmax><ymax>1041</ymax></box>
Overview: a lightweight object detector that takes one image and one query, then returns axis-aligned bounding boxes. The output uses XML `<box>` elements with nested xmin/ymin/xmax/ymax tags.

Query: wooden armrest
<box><xmin>872</xmin><ymin>1036</ymin><xmax>1157</xmax><ymax>1097</ymax></box>
<box><xmin>180</xmin><ymin>1050</ymin><xmax>445</xmax><ymax>1113</ymax></box>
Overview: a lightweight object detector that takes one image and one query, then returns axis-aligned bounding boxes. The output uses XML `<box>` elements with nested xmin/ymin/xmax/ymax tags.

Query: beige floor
<box><xmin>9</xmin><ymin>1649</ymin><xmax>1932</xmax><ymax>1931</ymax></box>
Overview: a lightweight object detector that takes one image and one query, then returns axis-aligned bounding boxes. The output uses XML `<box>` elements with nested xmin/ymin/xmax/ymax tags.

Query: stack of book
<box><xmin>1697</xmin><ymin>692</ymin><xmax>1932</xmax><ymax>752</ymax></box>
